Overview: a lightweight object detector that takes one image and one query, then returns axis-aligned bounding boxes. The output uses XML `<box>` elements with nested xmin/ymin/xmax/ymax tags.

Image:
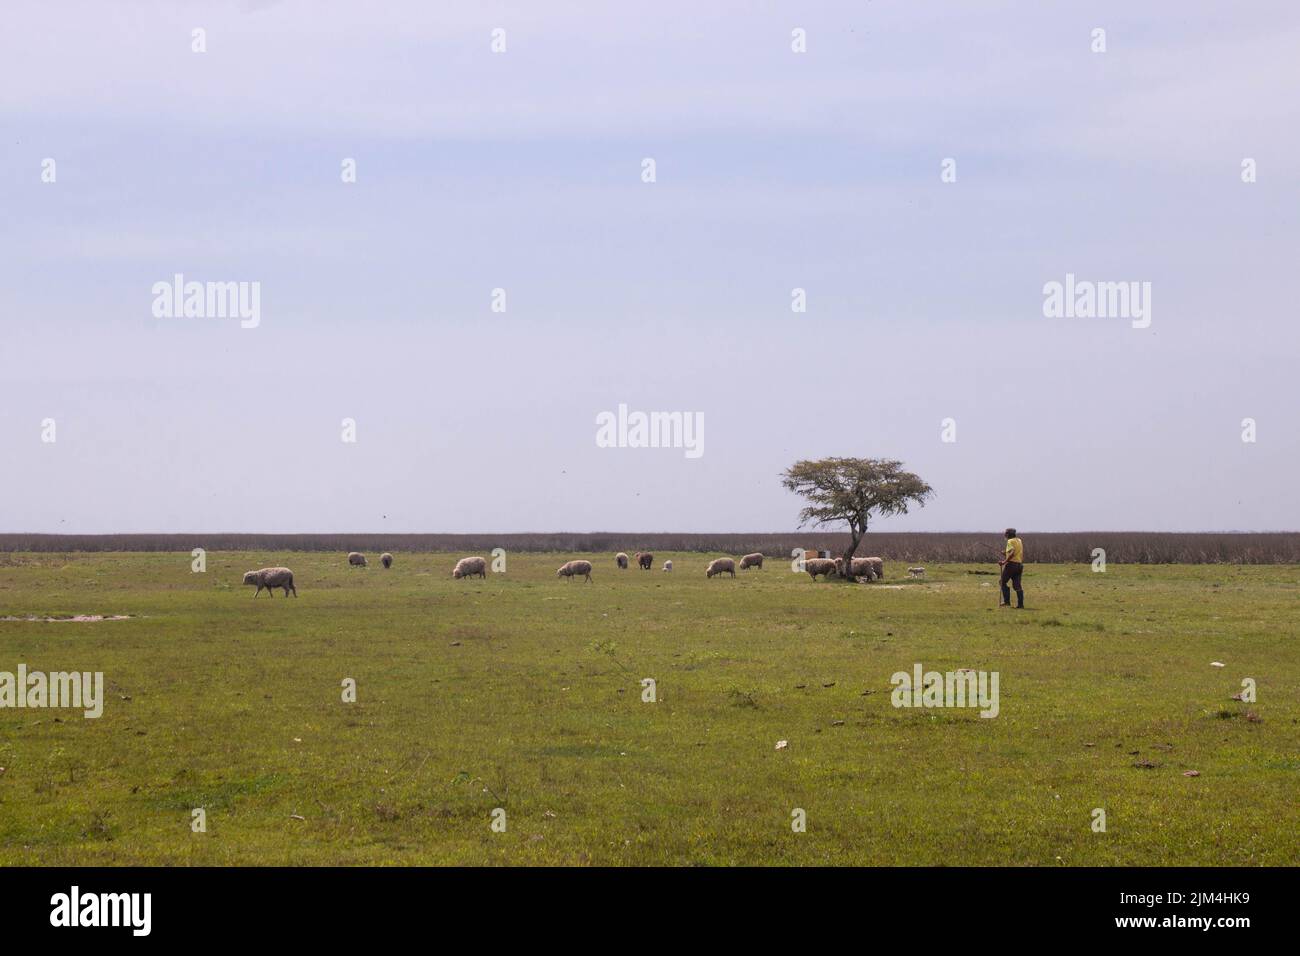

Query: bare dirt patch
<box><xmin>0</xmin><ymin>614</ymin><xmax>135</xmax><ymax>623</ymax></box>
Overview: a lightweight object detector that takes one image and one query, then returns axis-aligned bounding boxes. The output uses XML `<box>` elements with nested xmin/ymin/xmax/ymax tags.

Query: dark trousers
<box><xmin>1000</xmin><ymin>561</ymin><xmax>1024</xmax><ymax>607</ymax></box>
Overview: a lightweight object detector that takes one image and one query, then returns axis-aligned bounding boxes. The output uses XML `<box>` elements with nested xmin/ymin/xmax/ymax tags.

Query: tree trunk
<box><xmin>841</xmin><ymin>527</ymin><xmax>862</xmax><ymax>580</ymax></box>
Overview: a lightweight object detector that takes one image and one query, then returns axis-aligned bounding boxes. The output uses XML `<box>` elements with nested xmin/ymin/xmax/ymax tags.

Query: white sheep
<box><xmin>243</xmin><ymin>567</ymin><xmax>296</xmax><ymax>597</ymax></box>
<box><xmin>706</xmin><ymin>558</ymin><xmax>736</xmax><ymax>579</ymax></box>
<box><xmin>662</xmin><ymin>560</ymin><xmax>672</xmax><ymax>572</ymax></box>
<box><xmin>852</xmin><ymin>557</ymin><xmax>880</xmax><ymax>580</ymax></box>
<box><xmin>804</xmin><ymin>558</ymin><xmax>839</xmax><ymax>581</ymax></box>
<box><xmin>616</xmin><ymin>552</ymin><xmax>629</xmax><ymax>569</ymax></box>
<box><xmin>908</xmin><ymin>566</ymin><xmax>926</xmax><ymax>578</ymax></box>
<box><xmin>381</xmin><ymin>552</ymin><xmax>393</xmax><ymax>569</ymax></box>
<box><xmin>452</xmin><ymin>556</ymin><xmax>487</xmax><ymax>579</ymax></box>
<box><xmin>557</xmin><ymin>559</ymin><xmax>593</xmax><ymax>582</ymax></box>
<box><xmin>738</xmin><ymin>552</ymin><xmax>764</xmax><ymax>570</ymax></box>
<box><xmin>348</xmin><ymin>552</ymin><xmax>367</xmax><ymax>568</ymax></box>
<box><xmin>837</xmin><ymin>556</ymin><xmax>881</xmax><ymax>580</ymax></box>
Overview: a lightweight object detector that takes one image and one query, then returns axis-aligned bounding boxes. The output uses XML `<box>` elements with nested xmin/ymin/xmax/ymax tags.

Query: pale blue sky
<box><xmin>2</xmin><ymin>1</ymin><xmax>1297</xmax><ymax>533</ymax></box>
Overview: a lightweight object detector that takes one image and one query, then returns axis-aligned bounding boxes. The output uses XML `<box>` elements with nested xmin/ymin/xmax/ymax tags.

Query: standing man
<box><xmin>998</xmin><ymin>528</ymin><xmax>1025</xmax><ymax>609</ymax></box>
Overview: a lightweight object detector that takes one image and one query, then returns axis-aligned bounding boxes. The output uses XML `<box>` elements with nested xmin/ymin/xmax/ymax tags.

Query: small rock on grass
<box><xmin>775</xmin><ymin>740</ymin><xmax>788</xmax><ymax>751</ymax></box>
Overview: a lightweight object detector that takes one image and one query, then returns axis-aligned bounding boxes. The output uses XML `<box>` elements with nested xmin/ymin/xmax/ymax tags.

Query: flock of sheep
<box><xmin>241</xmin><ymin>549</ymin><xmax>899</xmax><ymax>597</ymax></box>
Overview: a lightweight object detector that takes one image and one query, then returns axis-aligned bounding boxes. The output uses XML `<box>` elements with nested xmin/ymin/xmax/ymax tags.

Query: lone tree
<box><xmin>781</xmin><ymin>458</ymin><xmax>934</xmax><ymax>578</ymax></box>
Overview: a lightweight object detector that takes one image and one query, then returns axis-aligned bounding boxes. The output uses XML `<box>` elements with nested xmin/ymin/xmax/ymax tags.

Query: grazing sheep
<box><xmin>738</xmin><ymin>552</ymin><xmax>764</xmax><ymax>571</ymax></box>
<box><xmin>662</xmin><ymin>560</ymin><xmax>672</xmax><ymax>572</ymax></box>
<box><xmin>706</xmin><ymin>558</ymin><xmax>736</xmax><ymax>579</ymax></box>
<box><xmin>348</xmin><ymin>552</ymin><xmax>367</xmax><ymax>568</ymax></box>
<box><xmin>635</xmin><ymin>551</ymin><xmax>654</xmax><ymax>570</ymax></box>
<box><xmin>908</xmin><ymin>566</ymin><xmax>926</xmax><ymax>579</ymax></box>
<box><xmin>833</xmin><ymin>556</ymin><xmax>884</xmax><ymax>581</ymax></box>
<box><xmin>243</xmin><ymin>567</ymin><xmax>296</xmax><ymax>598</ymax></box>
<box><xmin>557</xmin><ymin>559</ymin><xmax>593</xmax><ymax>582</ymax></box>
<box><xmin>380</xmin><ymin>552</ymin><xmax>393</xmax><ymax>569</ymax></box>
<box><xmin>846</xmin><ymin>557</ymin><xmax>877</xmax><ymax>581</ymax></box>
<box><xmin>804</xmin><ymin>557</ymin><xmax>839</xmax><ymax>581</ymax></box>
<box><xmin>452</xmin><ymin>556</ymin><xmax>487</xmax><ymax>579</ymax></box>
<box><xmin>616</xmin><ymin>552</ymin><xmax>629</xmax><ymax>570</ymax></box>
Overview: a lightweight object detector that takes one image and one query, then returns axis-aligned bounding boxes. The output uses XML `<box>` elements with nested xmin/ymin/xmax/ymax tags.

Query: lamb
<box><xmin>380</xmin><ymin>552</ymin><xmax>393</xmax><ymax>569</ymax></box>
<box><xmin>635</xmin><ymin>551</ymin><xmax>653</xmax><ymax>570</ymax></box>
<box><xmin>557</xmin><ymin>559</ymin><xmax>593</xmax><ymax>582</ymax></box>
<box><xmin>616</xmin><ymin>552</ymin><xmax>629</xmax><ymax>569</ymax></box>
<box><xmin>452</xmin><ymin>556</ymin><xmax>487</xmax><ymax>579</ymax></box>
<box><xmin>242</xmin><ymin>567</ymin><xmax>296</xmax><ymax>598</ymax></box>
<box><xmin>662</xmin><ymin>560</ymin><xmax>672</xmax><ymax>572</ymax></box>
<box><xmin>348</xmin><ymin>552</ymin><xmax>367</xmax><ymax>568</ymax></box>
<box><xmin>804</xmin><ymin>557</ymin><xmax>839</xmax><ymax>581</ymax></box>
<box><xmin>706</xmin><ymin>558</ymin><xmax>736</xmax><ymax>578</ymax></box>
<box><xmin>738</xmin><ymin>552</ymin><xmax>764</xmax><ymax>570</ymax></box>
<box><xmin>908</xmin><ymin>566</ymin><xmax>926</xmax><ymax>578</ymax></box>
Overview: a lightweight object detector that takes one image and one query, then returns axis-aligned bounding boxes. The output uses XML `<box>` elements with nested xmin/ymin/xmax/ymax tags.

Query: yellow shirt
<box><xmin>1005</xmin><ymin>538</ymin><xmax>1024</xmax><ymax>563</ymax></box>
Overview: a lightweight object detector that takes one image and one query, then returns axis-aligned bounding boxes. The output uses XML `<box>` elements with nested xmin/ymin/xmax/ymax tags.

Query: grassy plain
<box><xmin>0</xmin><ymin>551</ymin><xmax>1296</xmax><ymax>865</ymax></box>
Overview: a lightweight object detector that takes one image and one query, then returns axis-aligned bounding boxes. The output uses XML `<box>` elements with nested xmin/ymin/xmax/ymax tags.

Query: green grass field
<box><xmin>0</xmin><ymin>551</ymin><xmax>1296</xmax><ymax>866</ymax></box>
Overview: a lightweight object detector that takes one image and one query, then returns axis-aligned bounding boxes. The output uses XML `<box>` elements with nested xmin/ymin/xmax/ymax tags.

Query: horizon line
<box><xmin>3</xmin><ymin>530</ymin><xmax>1297</xmax><ymax>537</ymax></box>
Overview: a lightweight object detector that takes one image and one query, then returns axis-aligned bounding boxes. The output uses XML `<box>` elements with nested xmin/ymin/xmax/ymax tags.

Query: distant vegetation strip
<box><xmin>1</xmin><ymin>533</ymin><xmax>1297</xmax><ymax>564</ymax></box>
